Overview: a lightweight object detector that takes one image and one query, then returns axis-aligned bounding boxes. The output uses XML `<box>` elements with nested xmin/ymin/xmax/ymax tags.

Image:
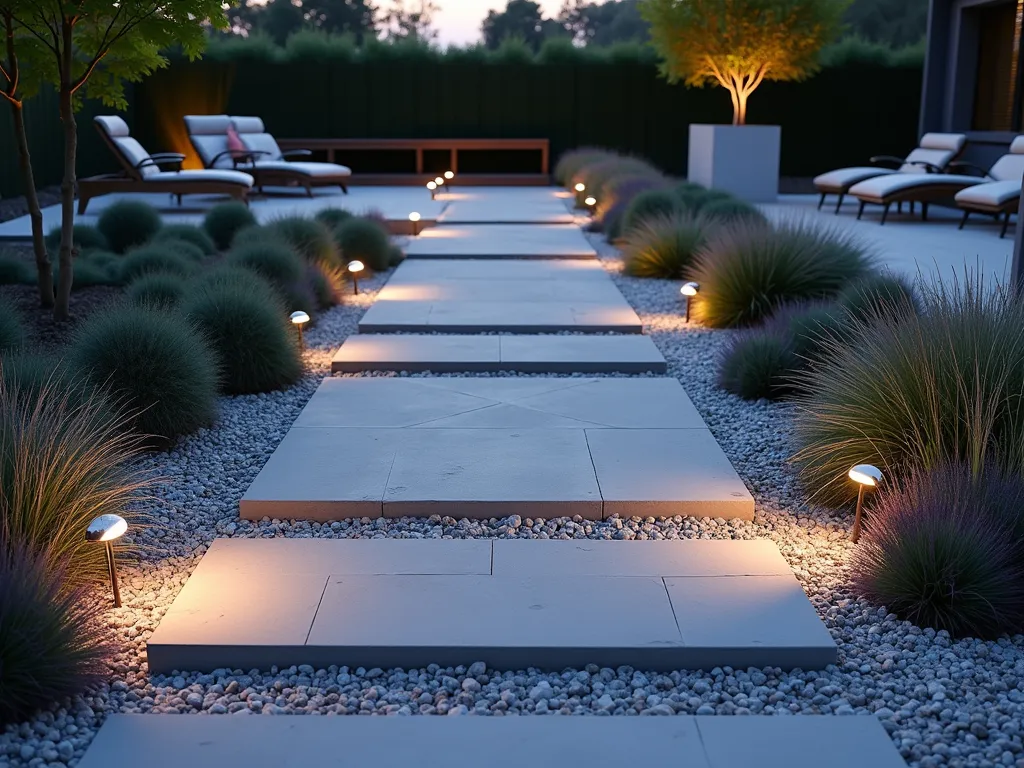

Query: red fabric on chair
<box><xmin>226</xmin><ymin>122</ymin><xmax>247</xmax><ymax>159</ymax></box>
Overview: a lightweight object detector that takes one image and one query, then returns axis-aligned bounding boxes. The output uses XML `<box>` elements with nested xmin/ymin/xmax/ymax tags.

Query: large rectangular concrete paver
<box><xmin>146</xmin><ymin>539</ymin><xmax>837</xmax><ymax>674</ymax></box>
<box><xmin>241</xmin><ymin>378</ymin><xmax>753</xmax><ymax>522</ymax></box>
<box><xmin>438</xmin><ymin>188</ymin><xmax>577</xmax><ymax>224</ymax></box>
<box><xmin>404</xmin><ymin>224</ymin><xmax>595</xmax><ymax>259</ymax></box>
<box><xmin>331</xmin><ymin>334</ymin><xmax>667</xmax><ymax>374</ymax></box>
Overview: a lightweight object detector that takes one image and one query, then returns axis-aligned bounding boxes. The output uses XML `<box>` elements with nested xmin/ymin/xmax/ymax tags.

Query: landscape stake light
<box><xmin>444</xmin><ymin>170</ymin><xmax>454</xmax><ymax>189</ymax></box>
<box><xmin>427</xmin><ymin>180</ymin><xmax>437</xmax><ymax>199</ymax></box>
<box><xmin>409</xmin><ymin>211</ymin><xmax>422</xmax><ymax>236</ymax></box>
<box><xmin>680</xmin><ymin>281</ymin><xmax>700</xmax><ymax>322</ymax></box>
<box><xmin>575</xmin><ymin>182</ymin><xmax>585</xmax><ymax>192</ymax></box>
<box><xmin>86</xmin><ymin>514</ymin><xmax>127</xmax><ymax>608</ymax></box>
<box><xmin>584</xmin><ymin>195</ymin><xmax>597</xmax><ymax>213</ymax></box>
<box><xmin>290</xmin><ymin>310</ymin><xmax>310</xmax><ymax>349</ymax></box>
<box><xmin>348</xmin><ymin>260</ymin><xmax>365</xmax><ymax>294</ymax></box>
<box><xmin>848</xmin><ymin>464</ymin><xmax>883</xmax><ymax>543</ymax></box>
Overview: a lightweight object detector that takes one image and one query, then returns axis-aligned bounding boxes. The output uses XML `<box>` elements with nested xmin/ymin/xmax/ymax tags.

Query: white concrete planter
<box><xmin>687</xmin><ymin>124</ymin><xmax>781</xmax><ymax>203</ymax></box>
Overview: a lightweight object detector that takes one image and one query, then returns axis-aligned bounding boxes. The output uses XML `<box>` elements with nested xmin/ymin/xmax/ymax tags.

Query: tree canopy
<box><xmin>641</xmin><ymin>0</ymin><xmax>847</xmax><ymax>125</ymax></box>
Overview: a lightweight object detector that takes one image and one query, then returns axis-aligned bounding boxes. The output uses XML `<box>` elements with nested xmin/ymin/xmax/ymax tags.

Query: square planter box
<box><xmin>687</xmin><ymin>124</ymin><xmax>781</xmax><ymax>203</ymax></box>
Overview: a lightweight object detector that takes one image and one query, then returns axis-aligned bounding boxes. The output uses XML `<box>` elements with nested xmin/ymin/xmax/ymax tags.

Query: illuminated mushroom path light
<box><xmin>348</xmin><ymin>260</ymin><xmax>365</xmax><ymax>294</ymax></box>
<box><xmin>848</xmin><ymin>463</ymin><xmax>883</xmax><ymax>543</ymax></box>
<box><xmin>409</xmin><ymin>211</ymin><xmax>422</xmax><ymax>236</ymax></box>
<box><xmin>584</xmin><ymin>196</ymin><xmax>597</xmax><ymax>214</ymax></box>
<box><xmin>86</xmin><ymin>514</ymin><xmax>127</xmax><ymax>608</ymax></box>
<box><xmin>290</xmin><ymin>310</ymin><xmax>310</xmax><ymax>349</ymax></box>
<box><xmin>444</xmin><ymin>170</ymin><xmax>454</xmax><ymax>190</ymax></box>
<box><xmin>680</xmin><ymin>281</ymin><xmax>700</xmax><ymax>322</ymax></box>
<box><xmin>426</xmin><ymin>180</ymin><xmax>437</xmax><ymax>200</ymax></box>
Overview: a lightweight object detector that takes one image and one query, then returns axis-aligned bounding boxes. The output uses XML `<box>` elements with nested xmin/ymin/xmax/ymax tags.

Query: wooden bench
<box><xmin>275</xmin><ymin>138</ymin><xmax>550</xmax><ymax>185</ymax></box>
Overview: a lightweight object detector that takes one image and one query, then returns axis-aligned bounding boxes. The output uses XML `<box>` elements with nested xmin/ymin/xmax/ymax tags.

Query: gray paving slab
<box><xmin>491</xmin><ymin>539</ymin><xmax>792</xmax><ymax>577</ymax></box>
<box><xmin>438</xmin><ymin>187</ymin><xmax>577</xmax><ymax>224</ymax></box>
<box><xmin>332</xmin><ymin>335</ymin><xmax>500</xmax><ymax>373</ymax></box>
<box><xmin>78</xmin><ymin>714</ymin><xmax>903</xmax><ymax>768</ymax></box>
<box><xmin>390</xmin><ymin>258</ymin><xmax>611</xmax><ymax>281</ymax></box>
<box><xmin>498</xmin><ymin>334</ymin><xmax>667</xmax><ymax>373</ymax></box>
<box><xmin>587</xmin><ymin>429</ymin><xmax>756</xmax><ymax>520</ymax></box>
<box><xmin>404</xmin><ymin>224</ymin><xmax>595</xmax><ymax>259</ymax></box>
<box><xmin>377</xmin><ymin>277</ymin><xmax>628</xmax><ymax>302</ymax></box>
<box><xmin>665</xmin><ymin>575</ymin><xmax>838</xmax><ymax>668</ymax></box>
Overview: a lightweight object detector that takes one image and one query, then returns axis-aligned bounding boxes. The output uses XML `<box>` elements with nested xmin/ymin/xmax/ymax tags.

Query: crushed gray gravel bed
<box><xmin>2</xmin><ymin>236</ymin><xmax>1023</xmax><ymax>768</ymax></box>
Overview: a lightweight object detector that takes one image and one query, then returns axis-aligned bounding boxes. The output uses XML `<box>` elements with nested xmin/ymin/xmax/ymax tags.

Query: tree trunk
<box><xmin>10</xmin><ymin>100</ymin><xmax>54</xmax><ymax>307</ymax></box>
<box><xmin>727</xmin><ymin>84</ymin><xmax>742</xmax><ymax>126</ymax></box>
<box><xmin>735</xmin><ymin>90</ymin><xmax>749</xmax><ymax>126</ymax></box>
<box><xmin>54</xmin><ymin>22</ymin><xmax>76</xmax><ymax>321</ymax></box>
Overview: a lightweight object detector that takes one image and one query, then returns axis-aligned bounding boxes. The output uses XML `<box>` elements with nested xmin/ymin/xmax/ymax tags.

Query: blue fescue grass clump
<box><xmin>44</xmin><ymin>224</ymin><xmax>109</xmax><ymax>255</ymax></box>
<box><xmin>68</xmin><ymin>305</ymin><xmax>219</xmax><ymax>445</ymax></box>
<box><xmin>837</xmin><ymin>272</ymin><xmax>918</xmax><ymax>324</ymax></box>
<box><xmin>118</xmin><ymin>246</ymin><xmax>197</xmax><ymax>283</ymax></box>
<box><xmin>202</xmin><ymin>201</ymin><xmax>257</xmax><ymax>251</ymax></box>
<box><xmin>152</xmin><ymin>224</ymin><xmax>217</xmax><ymax>255</ymax></box>
<box><xmin>314</xmin><ymin>207</ymin><xmax>354</xmax><ymax>231</ymax></box>
<box><xmin>336</xmin><ymin>216</ymin><xmax>391</xmax><ymax>272</ymax></box>
<box><xmin>852</xmin><ymin>463</ymin><xmax>1024</xmax><ymax>639</ymax></box>
<box><xmin>0</xmin><ymin>253</ymin><xmax>33</xmax><ymax>285</ymax></box>
<box><xmin>96</xmin><ymin>201</ymin><xmax>162</xmax><ymax>253</ymax></box>
<box><xmin>717</xmin><ymin>330</ymin><xmax>797</xmax><ymax>400</ymax></box>
<box><xmin>0</xmin><ymin>302</ymin><xmax>26</xmax><ymax>353</ymax></box>
<box><xmin>125</xmin><ymin>273</ymin><xmax>188</xmax><ymax>310</ymax></box>
<box><xmin>266</xmin><ymin>216</ymin><xmax>343</xmax><ymax>269</ymax></box>
<box><xmin>621</xmin><ymin>212</ymin><xmax>715</xmax><ymax>279</ymax></box>
<box><xmin>620</xmin><ymin>189</ymin><xmax>683</xmax><ymax>234</ymax></box>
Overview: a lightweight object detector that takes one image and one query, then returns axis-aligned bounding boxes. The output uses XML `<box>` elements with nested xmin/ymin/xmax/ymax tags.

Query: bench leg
<box><xmin>921</xmin><ymin>202</ymin><xmax>929</xmax><ymax>222</ymax></box>
<box><xmin>880</xmin><ymin>203</ymin><xmax>891</xmax><ymax>225</ymax></box>
<box><xmin>1001</xmin><ymin>212</ymin><xmax>1011</xmax><ymax>239</ymax></box>
<box><xmin>833</xmin><ymin>193</ymin><xmax>844</xmax><ymax>215</ymax></box>
<box><xmin>340</xmin><ymin>183</ymin><xmax>348</xmax><ymax>195</ymax></box>
<box><xmin>897</xmin><ymin>201</ymin><xmax>902</xmax><ymax>214</ymax></box>
<box><xmin>817</xmin><ymin>192</ymin><xmax>825</xmax><ymax>210</ymax></box>
<box><xmin>78</xmin><ymin>195</ymin><xmax>90</xmax><ymax>215</ymax></box>
<box><xmin>856</xmin><ymin>201</ymin><xmax>866</xmax><ymax>220</ymax></box>
<box><xmin>958</xmin><ymin>210</ymin><xmax>969</xmax><ymax>230</ymax></box>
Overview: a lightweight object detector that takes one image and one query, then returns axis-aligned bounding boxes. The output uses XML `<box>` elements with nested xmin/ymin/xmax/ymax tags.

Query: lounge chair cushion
<box><xmin>813</xmin><ymin>167</ymin><xmax>897</xmax><ymax>192</ymax></box>
<box><xmin>987</xmin><ymin>136</ymin><xmax>1024</xmax><ymax>182</ymax></box>
<box><xmin>849</xmin><ymin>173</ymin><xmax>983</xmax><ymax>202</ymax></box>
<box><xmin>900</xmin><ymin>132</ymin><xmax>967</xmax><ymax>172</ymax></box>
<box><xmin>955</xmin><ymin>180</ymin><xmax>1021</xmax><ymax>209</ymax></box>
<box><xmin>95</xmin><ymin>115</ymin><xmax>160</xmax><ymax>178</ymax></box>
<box><xmin>147</xmin><ymin>169</ymin><xmax>254</xmax><ymax>187</ymax></box>
<box><xmin>250</xmin><ymin>160</ymin><xmax>352</xmax><ymax>178</ymax></box>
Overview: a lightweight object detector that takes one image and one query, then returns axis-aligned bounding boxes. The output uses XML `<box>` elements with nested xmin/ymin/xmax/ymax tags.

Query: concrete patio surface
<box><xmin>79</xmin><ymin>715</ymin><xmax>906</xmax><ymax>768</ymax></box>
<box><xmin>331</xmin><ymin>334</ymin><xmax>667</xmax><ymax>373</ymax></box>
<box><xmin>146</xmin><ymin>539</ymin><xmax>834</xmax><ymax>674</ymax></box>
<box><xmin>240</xmin><ymin>377</ymin><xmax>753</xmax><ymax>521</ymax></box>
<box><xmin>358</xmin><ymin>259</ymin><xmax>643</xmax><ymax>333</ymax></box>
<box><xmin>437</xmin><ymin>187</ymin><xmax>578</xmax><ymax>224</ymax></box>
<box><xmin>403</xmin><ymin>223</ymin><xmax>596</xmax><ymax>259</ymax></box>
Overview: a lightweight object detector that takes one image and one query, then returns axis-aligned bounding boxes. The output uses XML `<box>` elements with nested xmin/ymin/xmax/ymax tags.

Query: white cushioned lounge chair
<box><xmin>184</xmin><ymin>115</ymin><xmax>351</xmax><ymax>196</ymax></box>
<box><xmin>849</xmin><ymin>135</ymin><xmax>1024</xmax><ymax>225</ymax></box>
<box><xmin>953</xmin><ymin>138</ymin><xmax>1024</xmax><ymax>238</ymax></box>
<box><xmin>78</xmin><ymin>116</ymin><xmax>254</xmax><ymax>214</ymax></box>
<box><xmin>813</xmin><ymin>133</ymin><xmax>966</xmax><ymax>214</ymax></box>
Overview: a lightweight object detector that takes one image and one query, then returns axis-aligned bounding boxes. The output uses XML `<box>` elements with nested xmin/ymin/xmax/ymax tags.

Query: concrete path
<box><xmin>147</xmin><ymin>539</ymin><xmax>833</xmax><ymax>674</ymax></box>
<box><xmin>404</xmin><ymin>223</ymin><xmax>596</xmax><ymax>259</ymax></box>
<box><xmin>79</xmin><ymin>715</ymin><xmax>906</xmax><ymax>768</ymax></box>
<box><xmin>358</xmin><ymin>259</ymin><xmax>642</xmax><ymax>333</ymax></box>
<box><xmin>331</xmin><ymin>334</ymin><xmax>667</xmax><ymax>373</ymax></box>
<box><xmin>240</xmin><ymin>378</ymin><xmax>754</xmax><ymax>522</ymax></box>
<box><xmin>438</xmin><ymin>187</ymin><xmax>577</xmax><ymax>224</ymax></box>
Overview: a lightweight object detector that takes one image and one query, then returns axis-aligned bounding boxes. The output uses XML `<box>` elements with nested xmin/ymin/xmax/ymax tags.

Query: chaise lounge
<box><xmin>78</xmin><ymin>116</ymin><xmax>254</xmax><ymax>214</ymax></box>
<box><xmin>953</xmin><ymin>138</ymin><xmax>1024</xmax><ymax>238</ymax></box>
<box><xmin>848</xmin><ymin>135</ymin><xmax>1024</xmax><ymax>225</ymax></box>
<box><xmin>813</xmin><ymin>133</ymin><xmax>966</xmax><ymax>214</ymax></box>
<box><xmin>184</xmin><ymin>115</ymin><xmax>351</xmax><ymax>196</ymax></box>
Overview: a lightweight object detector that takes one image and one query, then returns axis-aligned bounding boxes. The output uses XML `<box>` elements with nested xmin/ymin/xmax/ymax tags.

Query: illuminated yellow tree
<box><xmin>640</xmin><ymin>0</ymin><xmax>847</xmax><ymax>125</ymax></box>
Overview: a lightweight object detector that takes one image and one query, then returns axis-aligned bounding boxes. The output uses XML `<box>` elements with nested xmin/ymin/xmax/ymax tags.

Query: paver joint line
<box><xmin>303</xmin><ymin>577</ymin><xmax>332</xmax><ymax>646</ymax></box>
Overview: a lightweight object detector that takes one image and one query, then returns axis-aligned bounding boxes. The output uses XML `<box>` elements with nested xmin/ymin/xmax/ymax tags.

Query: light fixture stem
<box><xmin>851</xmin><ymin>485</ymin><xmax>866</xmax><ymax>543</ymax></box>
<box><xmin>105</xmin><ymin>540</ymin><xmax>122</xmax><ymax>608</ymax></box>
<box><xmin>353</xmin><ymin>277</ymin><xmax>359</xmax><ymax>296</ymax></box>
<box><xmin>685</xmin><ymin>296</ymin><xmax>691</xmax><ymax>323</ymax></box>
<box><xmin>297</xmin><ymin>325</ymin><xmax>304</xmax><ymax>351</ymax></box>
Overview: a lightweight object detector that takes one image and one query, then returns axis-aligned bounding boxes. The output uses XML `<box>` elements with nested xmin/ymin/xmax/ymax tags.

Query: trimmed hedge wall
<box><xmin>0</xmin><ymin>58</ymin><xmax>922</xmax><ymax>198</ymax></box>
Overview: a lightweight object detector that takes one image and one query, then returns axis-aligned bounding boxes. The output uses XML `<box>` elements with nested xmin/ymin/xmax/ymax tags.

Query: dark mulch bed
<box><xmin>2</xmin><ymin>281</ymin><xmax>122</xmax><ymax>353</ymax></box>
<box><xmin>0</xmin><ymin>187</ymin><xmax>61</xmax><ymax>224</ymax></box>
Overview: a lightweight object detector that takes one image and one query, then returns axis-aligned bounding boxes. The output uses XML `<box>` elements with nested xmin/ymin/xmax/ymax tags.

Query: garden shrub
<box><xmin>599</xmin><ymin>176</ymin><xmax>670</xmax><ymax>240</ymax></box>
<box><xmin>718</xmin><ymin>330</ymin><xmax>796</xmax><ymax>401</ymax></box>
<box><xmin>267</xmin><ymin>216</ymin><xmax>342</xmax><ymax>268</ymax></box>
<box><xmin>53</xmin><ymin>257</ymin><xmax>120</xmax><ymax>291</ymax></box>
<box><xmin>0</xmin><ymin>369</ymin><xmax>146</xmax><ymax>587</ymax></box>
<box><xmin>227</xmin><ymin>241</ymin><xmax>305</xmax><ymax>288</ymax></box>
<box><xmin>688</xmin><ymin>219</ymin><xmax>874</xmax><ymax>328</ymax></box>
<box><xmin>68</xmin><ymin>305</ymin><xmax>219</xmax><ymax>445</ymax></box>
<box><xmin>308</xmin><ymin>262</ymin><xmax>345</xmax><ymax>309</ymax></box>
<box><xmin>315</xmin><ymin>207</ymin><xmax>354</xmax><ymax>232</ymax></box>
<box><xmin>777</xmin><ymin>302</ymin><xmax>850</xmax><ymax>365</ymax></box>
<box><xmin>582</xmin><ymin>156</ymin><xmax>661</xmax><ymax>201</ymax></box>
<box><xmin>157</xmin><ymin>238</ymin><xmax>206</xmax><ymax>263</ymax></box>
<box><xmin>491</xmin><ymin>35</ymin><xmax>533</xmax><ymax>64</ymax></box>
<box><xmin>0</xmin><ymin>302</ymin><xmax>26</xmax><ymax>352</ymax></box>
<box><xmin>837</xmin><ymin>272</ymin><xmax>918</xmax><ymax>323</ymax></box>
<box><xmin>677</xmin><ymin>187</ymin><xmax>735</xmax><ymax>213</ymax></box>
<box><xmin>152</xmin><ymin>224</ymin><xmax>217</xmax><ymax>255</ymax></box>
<box><xmin>191</xmin><ymin>264</ymin><xmax>279</xmax><ymax>299</ymax></box>
<box><xmin>0</xmin><ymin>534</ymin><xmax>111</xmax><ymax>725</ymax></box>
<box><xmin>126</xmin><ymin>273</ymin><xmax>188</xmax><ymax>310</ymax></box>
<box><xmin>388</xmin><ymin>243</ymin><xmax>405</xmax><ymax>267</ymax></box>
<box><xmin>701</xmin><ymin>197</ymin><xmax>768</xmax><ymax>225</ymax></box>
<box><xmin>851</xmin><ymin>462</ymin><xmax>1024</xmax><ymax>639</ymax></box>
<box><xmin>181</xmin><ymin>281</ymin><xmax>302</xmax><ymax>395</ymax></box>
<box><xmin>118</xmin><ymin>246</ymin><xmax>197</xmax><ymax>283</ymax></box>
<box><xmin>336</xmin><ymin>216</ymin><xmax>391</xmax><ymax>271</ymax></box>
<box><xmin>0</xmin><ymin>253</ymin><xmax>33</xmax><ymax>285</ymax></box>
<box><xmin>554</xmin><ymin>147</ymin><xmax>613</xmax><ymax>187</ymax></box>
<box><xmin>0</xmin><ymin>352</ymin><xmax>111</xmax><ymax>421</ymax></box>
<box><xmin>96</xmin><ymin>200</ymin><xmax>162</xmax><ymax>254</ymax></box>
<box><xmin>792</xmin><ymin>278</ymin><xmax>1024</xmax><ymax>505</ymax></box>
<box><xmin>44</xmin><ymin>224</ymin><xmax>109</xmax><ymax>255</ymax></box>
<box><xmin>202</xmin><ymin>201</ymin><xmax>257</xmax><ymax>251</ymax></box>
<box><xmin>621</xmin><ymin>212</ymin><xmax>714</xmax><ymax>279</ymax></box>
<box><xmin>621</xmin><ymin>189</ymin><xmax>683</xmax><ymax>234</ymax></box>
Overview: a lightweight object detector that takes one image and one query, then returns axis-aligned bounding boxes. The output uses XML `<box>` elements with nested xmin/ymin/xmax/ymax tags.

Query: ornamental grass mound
<box><xmin>621</xmin><ymin>212</ymin><xmax>715</xmax><ymax>279</ymax></box>
<box><xmin>126</xmin><ymin>273</ymin><xmax>188</xmax><ymax>310</ymax></box>
<box><xmin>182</xmin><ymin>281</ymin><xmax>302</xmax><ymax>395</ymax></box>
<box><xmin>597</xmin><ymin>175</ymin><xmax>669</xmax><ymax>239</ymax></box>
<box><xmin>555</xmin><ymin>148</ymin><xmax>613</xmax><ymax>186</ymax></box>
<box><xmin>0</xmin><ymin>370</ymin><xmax>148</xmax><ymax>588</ymax></box>
<box><xmin>0</xmin><ymin>253</ymin><xmax>33</xmax><ymax>285</ymax></box>
<box><xmin>68</xmin><ymin>305</ymin><xmax>219</xmax><ymax>445</ymax></box>
<box><xmin>96</xmin><ymin>200</ymin><xmax>162</xmax><ymax>254</ymax></box>
<box><xmin>852</xmin><ymin>462</ymin><xmax>1024</xmax><ymax>639</ymax></box>
<box><xmin>267</xmin><ymin>216</ymin><xmax>342</xmax><ymax>269</ymax></box>
<box><xmin>227</xmin><ymin>241</ymin><xmax>316</xmax><ymax>316</ymax></box>
<box><xmin>53</xmin><ymin>255</ymin><xmax>121</xmax><ymax>291</ymax></box>
<box><xmin>792</xmin><ymin>277</ymin><xmax>1024</xmax><ymax>505</ymax></box>
<box><xmin>688</xmin><ymin>218</ymin><xmax>875</xmax><ymax>328</ymax></box>
<box><xmin>118</xmin><ymin>246</ymin><xmax>197</xmax><ymax>283</ymax></box>
<box><xmin>0</xmin><ymin>533</ymin><xmax>111</xmax><ymax>725</ymax></box>
<box><xmin>620</xmin><ymin>189</ymin><xmax>683</xmax><ymax>234</ymax></box>
<box><xmin>700</xmin><ymin>197</ymin><xmax>768</xmax><ymax>225</ymax></box>
<box><xmin>44</xmin><ymin>224</ymin><xmax>109</xmax><ymax>255</ymax></box>
<box><xmin>837</xmin><ymin>272</ymin><xmax>919</xmax><ymax>324</ymax></box>
<box><xmin>308</xmin><ymin>262</ymin><xmax>345</xmax><ymax>309</ymax></box>
<box><xmin>152</xmin><ymin>224</ymin><xmax>216</xmax><ymax>256</ymax></box>
<box><xmin>336</xmin><ymin>217</ymin><xmax>391</xmax><ymax>272</ymax></box>
<box><xmin>314</xmin><ymin>207</ymin><xmax>354</xmax><ymax>231</ymax></box>
<box><xmin>0</xmin><ymin>302</ymin><xmax>26</xmax><ymax>352</ymax></box>
<box><xmin>717</xmin><ymin>330</ymin><xmax>796</xmax><ymax>401</ymax></box>
<box><xmin>202</xmin><ymin>201</ymin><xmax>257</xmax><ymax>251</ymax></box>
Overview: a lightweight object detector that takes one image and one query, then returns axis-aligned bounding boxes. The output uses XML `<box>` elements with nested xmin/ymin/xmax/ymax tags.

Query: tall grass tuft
<box><xmin>837</xmin><ymin>272</ymin><xmax>918</xmax><ymax>324</ymax></box>
<box><xmin>118</xmin><ymin>246</ymin><xmax>197</xmax><ymax>283</ymax></box>
<box><xmin>0</xmin><ymin>253</ymin><xmax>34</xmax><ymax>285</ymax></box>
<box><xmin>718</xmin><ymin>330</ymin><xmax>796</xmax><ymax>401</ymax></box>
<box><xmin>0</xmin><ymin>370</ymin><xmax>149</xmax><ymax>587</ymax></box>
<box><xmin>621</xmin><ymin>189</ymin><xmax>683</xmax><ymax>234</ymax></box>
<box><xmin>125</xmin><ymin>272</ymin><xmax>188</xmax><ymax>310</ymax></box>
<box><xmin>792</xmin><ymin>276</ymin><xmax>1024</xmax><ymax>504</ymax></box>
<box><xmin>851</xmin><ymin>462</ymin><xmax>1024</xmax><ymax>638</ymax></box>
<box><xmin>621</xmin><ymin>212</ymin><xmax>715</xmax><ymax>279</ymax></box>
<box><xmin>267</xmin><ymin>216</ymin><xmax>342</xmax><ymax>269</ymax></box>
<box><xmin>152</xmin><ymin>225</ymin><xmax>217</xmax><ymax>256</ymax></box>
<box><xmin>336</xmin><ymin>217</ymin><xmax>391</xmax><ymax>272</ymax></box>
<box><xmin>0</xmin><ymin>301</ymin><xmax>26</xmax><ymax>352</ymax></box>
<box><xmin>203</xmin><ymin>202</ymin><xmax>257</xmax><ymax>251</ymax></box>
<box><xmin>688</xmin><ymin>218</ymin><xmax>874</xmax><ymax>328</ymax></box>
<box><xmin>554</xmin><ymin>147</ymin><xmax>613</xmax><ymax>187</ymax></box>
<box><xmin>96</xmin><ymin>201</ymin><xmax>162</xmax><ymax>254</ymax></box>
<box><xmin>44</xmin><ymin>224</ymin><xmax>109</xmax><ymax>255</ymax></box>
<box><xmin>0</xmin><ymin>532</ymin><xmax>112</xmax><ymax>725</ymax></box>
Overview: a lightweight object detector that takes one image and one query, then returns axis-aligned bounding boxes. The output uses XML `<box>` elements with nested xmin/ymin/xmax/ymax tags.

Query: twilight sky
<box><xmin>433</xmin><ymin>1</ymin><xmax>564</xmax><ymax>46</ymax></box>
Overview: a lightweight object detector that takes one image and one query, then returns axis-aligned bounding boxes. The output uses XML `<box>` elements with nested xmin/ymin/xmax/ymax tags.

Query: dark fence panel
<box><xmin>0</xmin><ymin>59</ymin><xmax>923</xmax><ymax>199</ymax></box>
